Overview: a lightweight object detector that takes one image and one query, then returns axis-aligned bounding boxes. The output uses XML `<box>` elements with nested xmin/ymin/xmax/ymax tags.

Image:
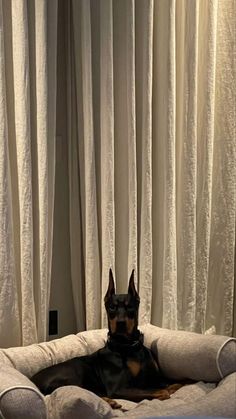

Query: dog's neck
<box><xmin>107</xmin><ymin>329</ymin><xmax>144</xmax><ymax>354</ymax></box>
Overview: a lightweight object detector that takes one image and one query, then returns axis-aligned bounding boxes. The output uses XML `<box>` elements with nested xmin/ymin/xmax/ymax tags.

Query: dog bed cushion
<box><xmin>44</xmin><ymin>373</ymin><xmax>236</xmax><ymax>418</ymax></box>
<box><xmin>0</xmin><ymin>364</ymin><xmax>46</xmax><ymax>419</ymax></box>
<box><xmin>117</xmin><ymin>373</ymin><xmax>236</xmax><ymax>418</ymax></box>
<box><xmin>1</xmin><ymin>325</ymin><xmax>236</xmax><ymax>418</ymax></box>
<box><xmin>143</xmin><ymin>324</ymin><xmax>236</xmax><ymax>381</ymax></box>
<box><xmin>0</xmin><ymin>329</ymin><xmax>107</xmax><ymax>378</ymax></box>
<box><xmin>45</xmin><ymin>386</ymin><xmax>113</xmax><ymax>419</ymax></box>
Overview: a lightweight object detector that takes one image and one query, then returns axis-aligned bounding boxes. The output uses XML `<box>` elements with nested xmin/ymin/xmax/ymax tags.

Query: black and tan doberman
<box><xmin>31</xmin><ymin>270</ymin><xmax>183</xmax><ymax>408</ymax></box>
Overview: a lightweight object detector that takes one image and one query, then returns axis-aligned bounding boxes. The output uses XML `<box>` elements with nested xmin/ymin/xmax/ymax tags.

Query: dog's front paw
<box><xmin>152</xmin><ymin>389</ymin><xmax>170</xmax><ymax>400</ymax></box>
<box><xmin>102</xmin><ymin>397</ymin><xmax>122</xmax><ymax>409</ymax></box>
<box><xmin>167</xmin><ymin>383</ymin><xmax>183</xmax><ymax>395</ymax></box>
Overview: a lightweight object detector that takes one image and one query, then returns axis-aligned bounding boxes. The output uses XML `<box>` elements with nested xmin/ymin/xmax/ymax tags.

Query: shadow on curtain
<box><xmin>67</xmin><ymin>0</ymin><xmax>235</xmax><ymax>336</ymax></box>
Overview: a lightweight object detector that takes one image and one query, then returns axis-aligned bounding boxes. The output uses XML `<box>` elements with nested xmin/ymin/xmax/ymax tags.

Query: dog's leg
<box><xmin>166</xmin><ymin>383</ymin><xmax>183</xmax><ymax>395</ymax></box>
<box><xmin>113</xmin><ymin>388</ymin><xmax>169</xmax><ymax>402</ymax></box>
<box><xmin>113</xmin><ymin>383</ymin><xmax>184</xmax><ymax>403</ymax></box>
<box><xmin>102</xmin><ymin>397</ymin><xmax>122</xmax><ymax>409</ymax></box>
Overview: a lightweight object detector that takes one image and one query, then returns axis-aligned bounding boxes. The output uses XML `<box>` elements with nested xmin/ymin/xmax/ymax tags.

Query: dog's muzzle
<box><xmin>116</xmin><ymin>320</ymin><xmax>127</xmax><ymax>334</ymax></box>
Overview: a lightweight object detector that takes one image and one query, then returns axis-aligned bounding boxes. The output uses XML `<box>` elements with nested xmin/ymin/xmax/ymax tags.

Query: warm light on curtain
<box><xmin>0</xmin><ymin>0</ymin><xmax>235</xmax><ymax>348</ymax></box>
<box><xmin>67</xmin><ymin>0</ymin><xmax>235</xmax><ymax>336</ymax></box>
<box><xmin>0</xmin><ymin>0</ymin><xmax>58</xmax><ymax>347</ymax></box>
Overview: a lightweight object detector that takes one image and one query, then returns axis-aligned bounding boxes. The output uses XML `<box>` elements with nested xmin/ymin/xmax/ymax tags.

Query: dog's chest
<box><xmin>97</xmin><ymin>345</ymin><xmax>159</xmax><ymax>396</ymax></box>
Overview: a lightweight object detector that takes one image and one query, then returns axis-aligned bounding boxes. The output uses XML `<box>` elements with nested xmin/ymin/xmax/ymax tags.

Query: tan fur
<box><xmin>127</xmin><ymin>360</ymin><xmax>141</xmax><ymax>377</ymax></box>
<box><xmin>109</xmin><ymin>318</ymin><xmax>117</xmax><ymax>334</ymax></box>
<box><xmin>109</xmin><ymin>317</ymin><xmax>135</xmax><ymax>335</ymax></box>
<box><xmin>126</xmin><ymin>318</ymin><xmax>135</xmax><ymax>334</ymax></box>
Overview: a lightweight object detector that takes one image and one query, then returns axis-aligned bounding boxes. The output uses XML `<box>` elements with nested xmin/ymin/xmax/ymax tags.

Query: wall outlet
<box><xmin>49</xmin><ymin>310</ymin><xmax>58</xmax><ymax>335</ymax></box>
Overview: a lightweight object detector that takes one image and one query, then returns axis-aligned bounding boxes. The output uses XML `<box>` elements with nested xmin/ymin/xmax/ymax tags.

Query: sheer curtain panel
<box><xmin>0</xmin><ymin>0</ymin><xmax>58</xmax><ymax>347</ymax></box>
<box><xmin>67</xmin><ymin>0</ymin><xmax>235</xmax><ymax>336</ymax></box>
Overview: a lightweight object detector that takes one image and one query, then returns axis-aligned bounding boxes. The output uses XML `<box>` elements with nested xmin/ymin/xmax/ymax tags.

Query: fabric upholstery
<box><xmin>43</xmin><ymin>376</ymin><xmax>236</xmax><ymax>418</ymax></box>
<box><xmin>142</xmin><ymin>324</ymin><xmax>236</xmax><ymax>381</ymax></box>
<box><xmin>116</xmin><ymin>373</ymin><xmax>236</xmax><ymax>418</ymax></box>
<box><xmin>0</xmin><ymin>329</ymin><xmax>107</xmax><ymax>378</ymax></box>
<box><xmin>45</xmin><ymin>386</ymin><xmax>113</xmax><ymax>419</ymax></box>
<box><xmin>0</xmin><ymin>364</ymin><xmax>46</xmax><ymax>419</ymax></box>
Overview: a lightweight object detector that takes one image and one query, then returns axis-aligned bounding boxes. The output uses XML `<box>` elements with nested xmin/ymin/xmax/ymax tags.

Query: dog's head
<box><xmin>104</xmin><ymin>269</ymin><xmax>140</xmax><ymax>338</ymax></box>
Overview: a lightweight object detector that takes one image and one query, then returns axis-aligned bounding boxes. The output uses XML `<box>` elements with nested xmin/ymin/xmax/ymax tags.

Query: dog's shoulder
<box><xmin>97</xmin><ymin>344</ymin><xmax>123</xmax><ymax>368</ymax></box>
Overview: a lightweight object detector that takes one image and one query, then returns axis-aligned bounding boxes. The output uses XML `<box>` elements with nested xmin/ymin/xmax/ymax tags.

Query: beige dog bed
<box><xmin>0</xmin><ymin>324</ymin><xmax>235</xmax><ymax>418</ymax></box>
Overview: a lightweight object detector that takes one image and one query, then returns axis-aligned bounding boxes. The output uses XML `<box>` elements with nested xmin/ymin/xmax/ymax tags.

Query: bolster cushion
<box><xmin>45</xmin><ymin>386</ymin><xmax>114</xmax><ymax>419</ymax></box>
<box><xmin>140</xmin><ymin>324</ymin><xmax>236</xmax><ymax>382</ymax></box>
<box><xmin>0</xmin><ymin>364</ymin><xmax>46</xmax><ymax>419</ymax></box>
<box><xmin>0</xmin><ymin>329</ymin><xmax>108</xmax><ymax>379</ymax></box>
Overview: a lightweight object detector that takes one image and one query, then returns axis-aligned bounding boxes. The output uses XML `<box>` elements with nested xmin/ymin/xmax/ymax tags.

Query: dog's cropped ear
<box><xmin>128</xmin><ymin>270</ymin><xmax>140</xmax><ymax>302</ymax></box>
<box><xmin>104</xmin><ymin>268</ymin><xmax>115</xmax><ymax>303</ymax></box>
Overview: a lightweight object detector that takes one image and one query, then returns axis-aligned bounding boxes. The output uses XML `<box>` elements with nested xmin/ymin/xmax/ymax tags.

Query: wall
<box><xmin>49</xmin><ymin>0</ymin><xmax>77</xmax><ymax>339</ymax></box>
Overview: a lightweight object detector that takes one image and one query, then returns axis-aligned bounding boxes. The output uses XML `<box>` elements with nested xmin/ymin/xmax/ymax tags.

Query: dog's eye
<box><xmin>126</xmin><ymin>306</ymin><xmax>135</xmax><ymax>314</ymax></box>
<box><xmin>109</xmin><ymin>304</ymin><xmax>117</xmax><ymax>313</ymax></box>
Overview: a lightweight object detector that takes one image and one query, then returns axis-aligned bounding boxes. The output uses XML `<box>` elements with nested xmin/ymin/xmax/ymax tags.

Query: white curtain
<box><xmin>67</xmin><ymin>0</ymin><xmax>235</xmax><ymax>336</ymax></box>
<box><xmin>0</xmin><ymin>0</ymin><xmax>57</xmax><ymax>347</ymax></box>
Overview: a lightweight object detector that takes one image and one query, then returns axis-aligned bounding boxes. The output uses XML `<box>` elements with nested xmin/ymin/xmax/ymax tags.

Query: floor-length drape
<box><xmin>0</xmin><ymin>0</ymin><xmax>58</xmax><ymax>347</ymax></box>
<box><xmin>67</xmin><ymin>0</ymin><xmax>235</xmax><ymax>336</ymax></box>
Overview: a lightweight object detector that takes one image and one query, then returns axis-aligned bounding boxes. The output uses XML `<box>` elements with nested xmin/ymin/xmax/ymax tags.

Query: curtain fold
<box><xmin>99</xmin><ymin>0</ymin><xmax>115</xmax><ymax>327</ymax></box>
<box><xmin>152</xmin><ymin>0</ymin><xmax>178</xmax><ymax>330</ymax></box>
<box><xmin>175</xmin><ymin>0</ymin><xmax>199</xmax><ymax>331</ymax></box>
<box><xmin>135</xmin><ymin>0</ymin><xmax>153</xmax><ymax>325</ymax></box>
<box><xmin>113</xmin><ymin>0</ymin><xmax>137</xmax><ymax>292</ymax></box>
<box><xmin>0</xmin><ymin>0</ymin><xmax>21</xmax><ymax>346</ymax></box>
<box><xmin>68</xmin><ymin>0</ymin><xmax>235</xmax><ymax>335</ymax></box>
<box><xmin>195</xmin><ymin>0</ymin><xmax>218</xmax><ymax>333</ymax></box>
<box><xmin>0</xmin><ymin>0</ymin><xmax>57</xmax><ymax>347</ymax></box>
<box><xmin>205</xmin><ymin>0</ymin><xmax>235</xmax><ymax>336</ymax></box>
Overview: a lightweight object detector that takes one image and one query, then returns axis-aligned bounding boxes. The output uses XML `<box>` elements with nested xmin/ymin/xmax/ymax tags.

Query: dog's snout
<box><xmin>116</xmin><ymin>320</ymin><xmax>127</xmax><ymax>333</ymax></box>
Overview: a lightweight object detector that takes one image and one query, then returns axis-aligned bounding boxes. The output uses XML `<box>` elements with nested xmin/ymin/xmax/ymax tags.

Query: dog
<box><xmin>31</xmin><ymin>270</ymin><xmax>183</xmax><ymax>408</ymax></box>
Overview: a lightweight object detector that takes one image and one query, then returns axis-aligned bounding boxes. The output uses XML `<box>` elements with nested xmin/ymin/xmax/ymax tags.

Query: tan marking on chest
<box><xmin>109</xmin><ymin>318</ymin><xmax>117</xmax><ymax>333</ymax></box>
<box><xmin>126</xmin><ymin>318</ymin><xmax>135</xmax><ymax>334</ymax></box>
<box><xmin>127</xmin><ymin>360</ymin><xmax>141</xmax><ymax>376</ymax></box>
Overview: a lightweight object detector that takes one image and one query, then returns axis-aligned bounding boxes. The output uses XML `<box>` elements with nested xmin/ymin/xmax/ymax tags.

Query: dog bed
<box><xmin>0</xmin><ymin>324</ymin><xmax>235</xmax><ymax>418</ymax></box>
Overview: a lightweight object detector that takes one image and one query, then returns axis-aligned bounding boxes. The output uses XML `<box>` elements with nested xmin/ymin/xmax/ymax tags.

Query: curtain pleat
<box><xmin>0</xmin><ymin>0</ymin><xmax>21</xmax><ymax>347</ymax></box>
<box><xmin>152</xmin><ymin>0</ymin><xmax>178</xmax><ymax>330</ymax></box>
<box><xmin>46</xmin><ymin>0</ymin><xmax>58</xmax><ymax>313</ymax></box>
<box><xmin>67</xmin><ymin>1</ymin><xmax>86</xmax><ymax>332</ymax></box>
<box><xmin>72</xmin><ymin>0</ymin><xmax>101</xmax><ymax>329</ymax></box>
<box><xmin>162</xmin><ymin>0</ymin><xmax>178</xmax><ymax>330</ymax></box>
<box><xmin>196</xmin><ymin>0</ymin><xmax>218</xmax><ymax>333</ymax></box>
<box><xmin>206</xmin><ymin>0</ymin><xmax>236</xmax><ymax>336</ymax></box>
<box><xmin>11</xmin><ymin>0</ymin><xmax>37</xmax><ymax>344</ymax></box>
<box><xmin>135</xmin><ymin>0</ymin><xmax>153</xmax><ymax>325</ymax></box>
<box><xmin>100</xmin><ymin>0</ymin><xmax>115</xmax><ymax>327</ymax></box>
<box><xmin>34</xmin><ymin>0</ymin><xmax>50</xmax><ymax>341</ymax></box>
<box><xmin>80</xmin><ymin>0</ymin><xmax>101</xmax><ymax>330</ymax></box>
<box><xmin>113</xmin><ymin>0</ymin><xmax>135</xmax><ymax>291</ymax></box>
<box><xmin>175</xmin><ymin>0</ymin><xmax>199</xmax><ymax>331</ymax></box>
<box><xmin>126</xmin><ymin>0</ymin><xmax>137</xmax><ymax>290</ymax></box>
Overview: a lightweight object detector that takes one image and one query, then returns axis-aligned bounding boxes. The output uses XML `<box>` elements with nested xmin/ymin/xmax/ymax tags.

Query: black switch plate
<box><xmin>49</xmin><ymin>310</ymin><xmax>58</xmax><ymax>335</ymax></box>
